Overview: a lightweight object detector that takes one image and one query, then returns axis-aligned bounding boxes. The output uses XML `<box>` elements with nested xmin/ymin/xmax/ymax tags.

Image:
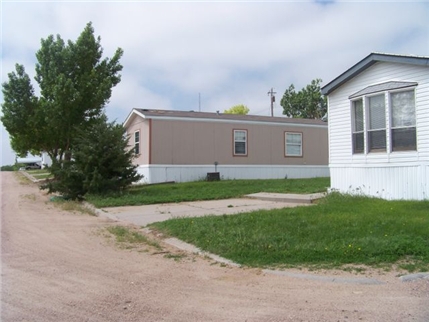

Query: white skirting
<box><xmin>329</xmin><ymin>163</ymin><xmax>428</xmax><ymax>200</ymax></box>
<box><xmin>135</xmin><ymin>164</ymin><xmax>330</xmax><ymax>184</ymax></box>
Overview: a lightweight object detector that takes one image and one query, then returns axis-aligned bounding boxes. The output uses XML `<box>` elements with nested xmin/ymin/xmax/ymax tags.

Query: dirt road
<box><xmin>1</xmin><ymin>172</ymin><xmax>428</xmax><ymax>321</ymax></box>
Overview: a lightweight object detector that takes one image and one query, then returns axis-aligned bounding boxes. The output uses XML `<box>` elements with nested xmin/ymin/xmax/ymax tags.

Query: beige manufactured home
<box><xmin>124</xmin><ymin>109</ymin><xmax>329</xmax><ymax>184</ymax></box>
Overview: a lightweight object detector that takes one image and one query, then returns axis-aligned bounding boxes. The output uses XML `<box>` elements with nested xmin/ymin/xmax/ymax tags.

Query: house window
<box><xmin>367</xmin><ymin>94</ymin><xmax>386</xmax><ymax>152</ymax></box>
<box><xmin>390</xmin><ymin>90</ymin><xmax>416</xmax><ymax>151</ymax></box>
<box><xmin>234</xmin><ymin>130</ymin><xmax>247</xmax><ymax>156</ymax></box>
<box><xmin>285</xmin><ymin>132</ymin><xmax>302</xmax><ymax>157</ymax></box>
<box><xmin>350</xmin><ymin>86</ymin><xmax>416</xmax><ymax>154</ymax></box>
<box><xmin>134</xmin><ymin>131</ymin><xmax>140</xmax><ymax>155</ymax></box>
<box><xmin>352</xmin><ymin>99</ymin><xmax>364</xmax><ymax>154</ymax></box>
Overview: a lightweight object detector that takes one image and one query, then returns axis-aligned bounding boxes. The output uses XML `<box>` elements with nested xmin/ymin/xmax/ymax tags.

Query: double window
<box><xmin>285</xmin><ymin>132</ymin><xmax>303</xmax><ymax>157</ymax></box>
<box><xmin>233</xmin><ymin>130</ymin><xmax>247</xmax><ymax>156</ymax></box>
<box><xmin>351</xmin><ymin>85</ymin><xmax>416</xmax><ymax>154</ymax></box>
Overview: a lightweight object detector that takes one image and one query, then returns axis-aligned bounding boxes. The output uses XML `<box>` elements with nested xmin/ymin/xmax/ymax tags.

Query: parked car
<box><xmin>25</xmin><ymin>163</ymin><xmax>41</xmax><ymax>170</ymax></box>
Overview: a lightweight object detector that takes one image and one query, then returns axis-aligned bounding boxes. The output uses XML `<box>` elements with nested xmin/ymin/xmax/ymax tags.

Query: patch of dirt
<box><xmin>1</xmin><ymin>172</ymin><xmax>428</xmax><ymax>321</ymax></box>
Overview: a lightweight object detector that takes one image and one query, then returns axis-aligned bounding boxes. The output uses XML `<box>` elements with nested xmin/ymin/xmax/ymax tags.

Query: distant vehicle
<box><xmin>25</xmin><ymin>163</ymin><xmax>41</xmax><ymax>170</ymax></box>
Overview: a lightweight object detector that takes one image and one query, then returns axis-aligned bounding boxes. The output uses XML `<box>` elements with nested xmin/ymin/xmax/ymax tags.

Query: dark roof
<box><xmin>321</xmin><ymin>53</ymin><xmax>429</xmax><ymax>96</ymax></box>
<box><xmin>131</xmin><ymin>108</ymin><xmax>327</xmax><ymax>126</ymax></box>
<box><xmin>349</xmin><ymin>81</ymin><xmax>418</xmax><ymax>99</ymax></box>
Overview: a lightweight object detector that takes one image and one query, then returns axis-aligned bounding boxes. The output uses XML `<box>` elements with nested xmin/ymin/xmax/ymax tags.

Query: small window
<box><xmin>367</xmin><ymin>94</ymin><xmax>386</xmax><ymax>152</ymax></box>
<box><xmin>285</xmin><ymin>132</ymin><xmax>302</xmax><ymax>157</ymax></box>
<box><xmin>234</xmin><ymin>130</ymin><xmax>247</xmax><ymax>156</ymax></box>
<box><xmin>390</xmin><ymin>90</ymin><xmax>416</xmax><ymax>151</ymax></box>
<box><xmin>134</xmin><ymin>131</ymin><xmax>140</xmax><ymax>155</ymax></box>
<box><xmin>352</xmin><ymin>99</ymin><xmax>364</xmax><ymax>154</ymax></box>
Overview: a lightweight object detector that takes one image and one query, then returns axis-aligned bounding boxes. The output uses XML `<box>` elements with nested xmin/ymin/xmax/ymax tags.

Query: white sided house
<box><xmin>124</xmin><ymin>109</ymin><xmax>329</xmax><ymax>184</ymax></box>
<box><xmin>321</xmin><ymin>53</ymin><xmax>429</xmax><ymax>200</ymax></box>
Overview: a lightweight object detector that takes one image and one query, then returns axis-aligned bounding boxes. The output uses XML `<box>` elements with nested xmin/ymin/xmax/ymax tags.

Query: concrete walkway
<box><xmin>97</xmin><ymin>193</ymin><xmax>322</xmax><ymax>226</ymax></box>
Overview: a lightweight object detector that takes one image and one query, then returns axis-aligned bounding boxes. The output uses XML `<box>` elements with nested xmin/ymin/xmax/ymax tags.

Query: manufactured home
<box><xmin>124</xmin><ymin>109</ymin><xmax>329</xmax><ymax>184</ymax></box>
<box><xmin>321</xmin><ymin>53</ymin><xmax>429</xmax><ymax>200</ymax></box>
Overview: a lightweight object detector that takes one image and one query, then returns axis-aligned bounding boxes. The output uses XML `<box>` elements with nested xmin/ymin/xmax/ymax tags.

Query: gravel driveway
<box><xmin>1</xmin><ymin>172</ymin><xmax>428</xmax><ymax>321</ymax></box>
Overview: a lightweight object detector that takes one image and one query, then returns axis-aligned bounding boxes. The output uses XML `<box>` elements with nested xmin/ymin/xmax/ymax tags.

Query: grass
<box><xmin>14</xmin><ymin>172</ymin><xmax>32</xmax><ymax>185</ymax></box>
<box><xmin>26</xmin><ymin>169</ymin><xmax>53</xmax><ymax>180</ymax></box>
<box><xmin>151</xmin><ymin>193</ymin><xmax>429</xmax><ymax>272</ymax></box>
<box><xmin>86</xmin><ymin>177</ymin><xmax>329</xmax><ymax>208</ymax></box>
<box><xmin>51</xmin><ymin>199</ymin><xmax>96</xmax><ymax>216</ymax></box>
<box><xmin>32</xmin><ymin>173</ymin><xmax>53</xmax><ymax>179</ymax></box>
<box><xmin>106</xmin><ymin>226</ymin><xmax>162</xmax><ymax>250</ymax></box>
<box><xmin>26</xmin><ymin>169</ymin><xmax>50</xmax><ymax>175</ymax></box>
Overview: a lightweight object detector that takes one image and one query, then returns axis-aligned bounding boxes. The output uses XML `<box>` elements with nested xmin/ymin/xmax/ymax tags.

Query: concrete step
<box><xmin>245</xmin><ymin>192</ymin><xmax>325</xmax><ymax>204</ymax></box>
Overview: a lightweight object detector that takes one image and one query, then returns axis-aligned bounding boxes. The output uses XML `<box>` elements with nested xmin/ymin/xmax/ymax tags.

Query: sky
<box><xmin>1</xmin><ymin>0</ymin><xmax>429</xmax><ymax>166</ymax></box>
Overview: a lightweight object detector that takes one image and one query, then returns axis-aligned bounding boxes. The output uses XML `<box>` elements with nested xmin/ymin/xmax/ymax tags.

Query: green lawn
<box><xmin>26</xmin><ymin>169</ymin><xmax>53</xmax><ymax>180</ymax></box>
<box><xmin>151</xmin><ymin>193</ymin><xmax>429</xmax><ymax>272</ymax></box>
<box><xmin>86</xmin><ymin>177</ymin><xmax>330</xmax><ymax>208</ymax></box>
<box><xmin>26</xmin><ymin>169</ymin><xmax>49</xmax><ymax>175</ymax></box>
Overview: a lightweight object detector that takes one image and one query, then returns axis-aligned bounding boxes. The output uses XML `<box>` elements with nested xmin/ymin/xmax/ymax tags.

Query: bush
<box><xmin>42</xmin><ymin>115</ymin><xmax>142</xmax><ymax>199</ymax></box>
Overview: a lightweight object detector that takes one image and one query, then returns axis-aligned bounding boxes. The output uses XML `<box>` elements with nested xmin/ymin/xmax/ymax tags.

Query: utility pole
<box><xmin>267</xmin><ymin>88</ymin><xmax>276</xmax><ymax>117</ymax></box>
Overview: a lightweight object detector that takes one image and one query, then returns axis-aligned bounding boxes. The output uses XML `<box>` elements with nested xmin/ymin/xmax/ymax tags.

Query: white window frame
<box><xmin>134</xmin><ymin>131</ymin><xmax>140</xmax><ymax>155</ymax></box>
<box><xmin>351</xmin><ymin>99</ymin><xmax>364</xmax><ymax>154</ymax></box>
<box><xmin>390</xmin><ymin>90</ymin><xmax>417</xmax><ymax>152</ymax></box>
<box><xmin>285</xmin><ymin>132</ymin><xmax>303</xmax><ymax>157</ymax></box>
<box><xmin>350</xmin><ymin>87</ymin><xmax>417</xmax><ymax>155</ymax></box>
<box><xmin>233</xmin><ymin>129</ymin><xmax>247</xmax><ymax>156</ymax></box>
<box><xmin>366</xmin><ymin>93</ymin><xmax>387</xmax><ymax>152</ymax></box>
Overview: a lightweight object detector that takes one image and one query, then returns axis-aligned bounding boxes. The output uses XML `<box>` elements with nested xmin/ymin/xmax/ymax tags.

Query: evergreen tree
<box><xmin>44</xmin><ymin>115</ymin><xmax>142</xmax><ymax>199</ymax></box>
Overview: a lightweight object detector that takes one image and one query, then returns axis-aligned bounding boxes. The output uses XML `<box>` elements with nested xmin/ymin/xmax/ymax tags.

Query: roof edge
<box><xmin>321</xmin><ymin>53</ymin><xmax>429</xmax><ymax>96</ymax></box>
<box><xmin>123</xmin><ymin>108</ymin><xmax>328</xmax><ymax>128</ymax></box>
<box><xmin>123</xmin><ymin>108</ymin><xmax>147</xmax><ymax>127</ymax></box>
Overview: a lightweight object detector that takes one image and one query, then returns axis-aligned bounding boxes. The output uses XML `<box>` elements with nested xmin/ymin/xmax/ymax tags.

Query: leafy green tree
<box><xmin>1</xmin><ymin>64</ymin><xmax>40</xmax><ymax>157</ymax></box>
<box><xmin>280</xmin><ymin>79</ymin><xmax>327</xmax><ymax>119</ymax></box>
<box><xmin>43</xmin><ymin>115</ymin><xmax>142</xmax><ymax>199</ymax></box>
<box><xmin>1</xmin><ymin>22</ymin><xmax>123</xmax><ymax>165</ymax></box>
<box><xmin>224</xmin><ymin>104</ymin><xmax>250</xmax><ymax>115</ymax></box>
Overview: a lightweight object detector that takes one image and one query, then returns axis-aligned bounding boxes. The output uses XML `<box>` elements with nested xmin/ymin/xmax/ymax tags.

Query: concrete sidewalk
<box><xmin>97</xmin><ymin>193</ymin><xmax>323</xmax><ymax>227</ymax></box>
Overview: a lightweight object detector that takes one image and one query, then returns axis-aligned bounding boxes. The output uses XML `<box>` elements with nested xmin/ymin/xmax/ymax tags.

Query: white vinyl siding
<box><xmin>136</xmin><ymin>164</ymin><xmax>330</xmax><ymax>185</ymax></box>
<box><xmin>327</xmin><ymin>60</ymin><xmax>429</xmax><ymax>200</ymax></box>
<box><xmin>329</xmin><ymin>61</ymin><xmax>428</xmax><ymax>164</ymax></box>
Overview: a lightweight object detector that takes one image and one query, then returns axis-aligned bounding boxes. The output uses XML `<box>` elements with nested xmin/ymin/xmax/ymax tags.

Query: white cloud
<box><xmin>1</xmin><ymin>1</ymin><xmax>428</xmax><ymax>165</ymax></box>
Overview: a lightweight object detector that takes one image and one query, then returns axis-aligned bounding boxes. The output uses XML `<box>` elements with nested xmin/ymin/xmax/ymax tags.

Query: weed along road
<box><xmin>2</xmin><ymin>172</ymin><xmax>429</xmax><ymax>322</ymax></box>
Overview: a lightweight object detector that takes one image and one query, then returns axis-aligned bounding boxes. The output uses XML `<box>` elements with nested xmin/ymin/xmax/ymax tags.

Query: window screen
<box><xmin>391</xmin><ymin>90</ymin><xmax>416</xmax><ymax>151</ymax></box>
<box><xmin>234</xmin><ymin>130</ymin><xmax>247</xmax><ymax>155</ymax></box>
<box><xmin>285</xmin><ymin>133</ymin><xmax>302</xmax><ymax>156</ymax></box>
<box><xmin>352</xmin><ymin>99</ymin><xmax>364</xmax><ymax>154</ymax></box>
<box><xmin>134</xmin><ymin>131</ymin><xmax>140</xmax><ymax>155</ymax></box>
<box><xmin>368</xmin><ymin>94</ymin><xmax>386</xmax><ymax>152</ymax></box>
